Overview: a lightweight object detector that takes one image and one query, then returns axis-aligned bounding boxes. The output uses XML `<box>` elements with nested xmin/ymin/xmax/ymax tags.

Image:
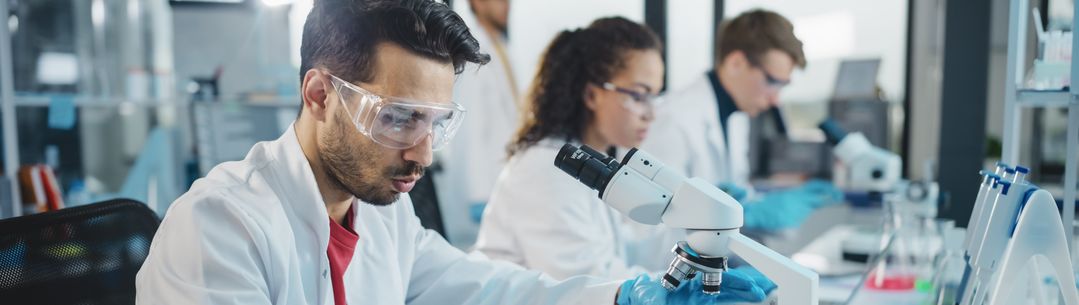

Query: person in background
<box><xmin>641</xmin><ymin>9</ymin><xmax>843</xmax><ymax>232</ymax></box>
<box><xmin>437</xmin><ymin>0</ymin><xmax>519</xmax><ymax>248</ymax></box>
<box><xmin>475</xmin><ymin>19</ymin><xmax>774</xmax><ymax>300</ymax></box>
<box><xmin>135</xmin><ymin>0</ymin><xmax>767</xmax><ymax>304</ymax></box>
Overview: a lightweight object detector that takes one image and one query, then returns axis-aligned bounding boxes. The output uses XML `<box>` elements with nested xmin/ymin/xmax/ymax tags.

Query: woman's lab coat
<box><xmin>435</xmin><ymin>7</ymin><xmax>521</xmax><ymax>248</ymax></box>
<box><xmin>474</xmin><ymin>139</ymin><xmax>682</xmax><ymax>280</ymax></box>
<box><xmin>640</xmin><ymin>74</ymin><xmax>752</xmax><ymax>186</ymax></box>
<box><xmin>135</xmin><ymin>125</ymin><xmax>619</xmax><ymax>305</ymax></box>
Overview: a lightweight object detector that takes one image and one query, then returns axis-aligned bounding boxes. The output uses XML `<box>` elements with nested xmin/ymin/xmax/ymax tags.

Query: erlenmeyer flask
<box><xmin>865</xmin><ymin>195</ymin><xmax>919</xmax><ymax>291</ymax></box>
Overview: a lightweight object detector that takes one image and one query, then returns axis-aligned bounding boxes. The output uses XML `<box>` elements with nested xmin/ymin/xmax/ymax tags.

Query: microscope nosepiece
<box><xmin>662</xmin><ymin>242</ymin><xmax>729</xmax><ymax>294</ymax></box>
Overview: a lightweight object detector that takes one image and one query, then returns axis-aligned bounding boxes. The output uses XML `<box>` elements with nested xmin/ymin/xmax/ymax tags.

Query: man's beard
<box><xmin>318</xmin><ymin>117</ymin><xmax>426</xmax><ymax>206</ymax></box>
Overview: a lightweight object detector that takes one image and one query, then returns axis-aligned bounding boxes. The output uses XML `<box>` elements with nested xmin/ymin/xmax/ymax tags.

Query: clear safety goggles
<box><xmin>748</xmin><ymin>59</ymin><xmax>790</xmax><ymax>92</ymax></box>
<box><xmin>329</xmin><ymin>74</ymin><xmax>466</xmax><ymax>151</ymax></box>
<box><xmin>599</xmin><ymin>82</ymin><xmax>662</xmax><ymax>115</ymax></box>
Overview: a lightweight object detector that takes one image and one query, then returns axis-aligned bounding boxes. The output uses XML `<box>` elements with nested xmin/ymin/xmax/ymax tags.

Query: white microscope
<box><xmin>554</xmin><ymin>144</ymin><xmax>819</xmax><ymax>304</ymax></box>
<box><xmin>818</xmin><ymin>119</ymin><xmax>902</xmax><ymax>193</ymax></box>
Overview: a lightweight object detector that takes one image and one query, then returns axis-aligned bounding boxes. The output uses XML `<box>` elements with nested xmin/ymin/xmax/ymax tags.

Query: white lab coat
<box><xmin>474</xmin><ymin>139</ymin><xmax>682</xmax><ymax>280</ymax></box>
<box><xmin>436</xmin><ymin>7</ymin><xmax>521</xmax><ymax>248</ymax></box>
<box><xmin>135</xmin><ymin>124</ymin><xmax>620</xmax><ymax>305</ymax></box>
<box><xmin>641</xmin><ymin>74</ymin><xmax>752</xmax><ymax>187</ymax></box>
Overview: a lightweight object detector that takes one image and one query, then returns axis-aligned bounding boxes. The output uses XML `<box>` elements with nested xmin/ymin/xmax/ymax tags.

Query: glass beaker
<box><xmin>865</xmin><ymin>194</ymin><xmax>943</xmax><ymax>292</ymax></box>
<box><xmin>925</xmin><ymin>220</ymin><xmax>966</xmax><ymax>305</ymax></box>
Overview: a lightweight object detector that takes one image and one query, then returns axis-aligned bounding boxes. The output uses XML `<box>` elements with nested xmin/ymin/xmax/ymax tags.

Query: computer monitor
<box><xmin>832</xmin><ymin>58</ymin><xmax>882</xmax><ymax>101</ymax></box>
<box><xmin>829</xmin><ymin>58</ymin><xmax>889</xmax><ymax>148</ymax></box>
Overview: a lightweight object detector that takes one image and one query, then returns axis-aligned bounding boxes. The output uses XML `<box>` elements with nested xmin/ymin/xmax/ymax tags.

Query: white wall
<box><xmin>285</xmin><ymin>0</ymin><xmax>908</xmax><ymax>105</ymax></box>
<box><xmin>726</xmin><ymin>0</ymin><xmax>909</xmax><ymax>105</ymax></box>
<box><xmin>482</xmin><ymin>0</ymin><xmax>714</xmax><ymax>94</ymax></box>
<box><xmin>285</xmin><ymin>0</ymin><xmax>909</xmax><ymax>121</ymax></box>
<box><xmin>472</xmin><ymin>0</ymin><xmax>645</xmax><ymax>92</ymax></box>
<box><xmin>292</xmin><ymin>0</ymin><xmax>648</xmax><ymax>93</ymax></box>
<box><xmin>666</xmin><ymin>0</ymin><xmax>715</xmax><ymax>92</ymax></box>
<box><xmin>906</xmin><ymin>0</ymin><xmax>946</xmax><ymax>178</ymax></box>
<box><xmin>173</xmin><ymin>5</ymin><xmax>295</xmax><ymax>97</ymax></box>
<box><xmin>453</xmin><ymin>0</ymin><xmax>717</xmax><ymax>94</ymax></box>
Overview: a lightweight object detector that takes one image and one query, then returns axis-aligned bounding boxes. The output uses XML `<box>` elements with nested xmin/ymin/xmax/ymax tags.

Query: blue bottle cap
<box><xmin>1014</xmin><ymin>166</ymin><xmax>1030</xmax><ymax>174</ymax></box>
<box><xmin>1005</xmin><ymin>168</ymin><xmax>1017</xmax><ymax>174</ymax></box>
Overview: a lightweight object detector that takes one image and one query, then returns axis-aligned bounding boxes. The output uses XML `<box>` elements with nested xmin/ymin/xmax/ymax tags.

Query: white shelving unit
<box><xmin>1016</xmin><ymin>89</ymin><xmax>1075</xmax><ymax>107</ymax></box>
<box><xmin>1002</xmin><ymin>0</ymin><xmax>1079</xmax><ymax>265</ymax></box>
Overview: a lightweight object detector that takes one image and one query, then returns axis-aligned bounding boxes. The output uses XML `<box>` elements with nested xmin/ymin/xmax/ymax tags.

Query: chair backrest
<box><xmin>0</xmin><ymin>199</ymin><xmax>160</xmax><ymax>304</ymax></box>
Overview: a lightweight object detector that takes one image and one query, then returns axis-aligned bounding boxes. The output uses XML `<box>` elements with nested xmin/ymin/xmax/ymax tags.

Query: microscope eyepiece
<box><xmin>818</xmin><ymin>119</ymin><xmax>849</xmax><ymax>146</ymax></box>
<box><xmin>555</xmin><ymin>144</ymin><xmax>622</xmax><ymax>197</ymax></box>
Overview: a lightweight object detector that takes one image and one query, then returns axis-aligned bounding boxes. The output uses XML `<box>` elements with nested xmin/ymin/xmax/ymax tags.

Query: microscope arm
<box><xmin>554</xmin><ymin>144</ymin><xmax>819</xmax><ymax>304</ymax></box>
<box><xmin>661</xmin><ymin>176</ymin><xmax>819</xmax><ymax>305</ymax></box>
<box><xmin>730</xmin><ymin>233</ymin><xmax>820</xmax><ymax>305</ymax></box>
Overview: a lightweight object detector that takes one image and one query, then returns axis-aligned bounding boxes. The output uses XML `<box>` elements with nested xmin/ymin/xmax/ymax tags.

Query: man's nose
<box><xmin>402</xmin><ymin>134</ymin><xmax>434</xmax><ymax>167</ymax></box>
<box><xmin>641</xmin><ymin>106</ymin><xmax>656</xmax><ymax>122</ymax></box>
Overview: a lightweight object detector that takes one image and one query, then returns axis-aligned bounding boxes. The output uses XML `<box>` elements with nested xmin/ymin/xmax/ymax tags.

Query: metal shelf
<box><xmin>1016</xmin><ymin>89</ymin><xmax>1075</xmax><ymax>107</ymax></box>
<box><xmin>1003</xmin><ymin>0</ymin><xmax>1079</xmax><ymax>268</ymax></box>
<box><xmin>0</xmin><ymin>0</ymin><xmax>20</xmax><ymax>218</ymax></box>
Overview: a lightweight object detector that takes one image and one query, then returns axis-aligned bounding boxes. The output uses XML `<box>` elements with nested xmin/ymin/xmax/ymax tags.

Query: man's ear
<box><xmin>724</xmin><ymin>50</ymin><xmax>749</xmax><ymax>71</ymax></box>
<box><xmin>302</xmin><ymin>69</ymin><xmax>330</xmax><ymax>122</ymax></box>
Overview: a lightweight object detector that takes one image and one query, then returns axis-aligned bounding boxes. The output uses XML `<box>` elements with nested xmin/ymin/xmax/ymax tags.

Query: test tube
<box><xmin>970</xmin><ymin>176</ymin><xmax>1004</xmax><ymax>265</ymax></box>
<box><xmin>1012</xmin><ymin>165</ymin><xmax>1029</xmax><ymax>184</ymax></box>
<box><xmin>967</xmin><ymin>162</ymin><xmax>1010</xmax><ymax>251</ymax></box>
<box><xmin>1002</xmin><ymin>167</ymin><xmax>1016</xmax><ymax>182</ymax></box>
<box><xmin>959</xmin><ymin>175</ymin><xmax>1003</xmax><ymax>305</ymax></box>
<box><xmin>965</xmin><ymin>171</ymin><xmax>995</xmax><ymax>251</ymax></box>
<box><xmin>994</xmin><ymin>162</ymin><xmax>1009</xmax><ymax>176</ymax></box>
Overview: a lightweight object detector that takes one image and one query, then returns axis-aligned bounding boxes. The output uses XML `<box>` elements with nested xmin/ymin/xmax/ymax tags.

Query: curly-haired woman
<box><xmin>473</xmin><ymin>16</ymin><xmax>677</xmax><ymax>280</ymax></box>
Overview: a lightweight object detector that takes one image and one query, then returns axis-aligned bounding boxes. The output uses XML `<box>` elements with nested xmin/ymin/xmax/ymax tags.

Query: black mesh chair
<box><xmin>0</xmin><ymin>198</ymin><xmax>160</xmax><ymax>304</ymax></box>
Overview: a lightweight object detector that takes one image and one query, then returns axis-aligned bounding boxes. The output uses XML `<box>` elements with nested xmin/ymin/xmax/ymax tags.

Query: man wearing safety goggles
<box><xmin>136</xmin><ymin>0</ymin><xmax>728</xmax><ymax>304</ymax></box>
<box><xmin>641</xmin><ymin>11</ymin><xmax>845</xmax><ymax>234</ymax></box>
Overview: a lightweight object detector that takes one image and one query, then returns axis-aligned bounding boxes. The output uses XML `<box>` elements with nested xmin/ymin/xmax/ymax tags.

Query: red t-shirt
<box><xmin>328</xmin><ymin>205</ymin><xmax>359</xmax><ymax>305</ymax></box>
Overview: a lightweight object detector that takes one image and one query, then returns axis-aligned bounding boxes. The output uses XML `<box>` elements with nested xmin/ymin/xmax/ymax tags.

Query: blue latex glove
<box><xmin>717</xmin><ymin>182</ymin><xmax>749</xmax><ymax>202</ymax></box>
<box><xmin>796</xmin><ymin>180</ymin><xmax>845</xmax><ymax>205</ymax></box>
<box><xmin>617</xmin><ymin>267</ymin><xmax>776</xmax><ymax>305</ymax></box>
<box><xmin>742</xmin><ymin>179</ymin><xmax>843</xmax><ymax>230</ymax></box>
<box><xmin>468</xmin><ymin>202</ymin><xmax>486</xmax><ymax>224</ymax></box>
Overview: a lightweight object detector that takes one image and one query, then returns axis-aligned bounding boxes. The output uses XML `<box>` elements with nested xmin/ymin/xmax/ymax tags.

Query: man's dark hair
<box><xmin>300</xmin><ymin>0</ymin><xmax>491</xmax><ymax>87</ymax></box>
<box><xmin>716</xmin><ymin>9</ymin><xmax>805</xmax><ymax>69</ymax></box>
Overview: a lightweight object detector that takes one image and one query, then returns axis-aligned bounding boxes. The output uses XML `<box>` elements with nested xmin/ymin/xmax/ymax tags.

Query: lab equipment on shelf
<box><xmin>17</xmin><ymin>164</ymin><xmax>64</xmax><ymax>214</ymax></box>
